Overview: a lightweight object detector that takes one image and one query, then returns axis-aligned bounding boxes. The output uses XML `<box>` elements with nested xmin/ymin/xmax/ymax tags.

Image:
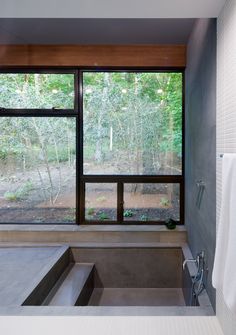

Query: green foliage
<box><xmin>33</xmin><ymin>217</ymin><xmax>45</xmax><ymax>223</ymax></box>
<box><xmin>46</xmin><ymin>146</ymin><xmax>76</xmax><ymax>163</ymax></box>
<box><xmin>0</xmin><ymin>71</ymin><xmax>182</xmax><ymax>179</ymax></box>
<box><xmin>140</xmin><ymin>214</ymin><xmax>149</xmax><ymax>221</ymax></box>
<box><xmin>0</xmin><ymin>73</ymin><xmax>74</xmax><ymax>109</ymax></box>
<box><xmin>87</xmin><ymin>207</ymin><xmax>95</xmax><ymax>215</ymax></box>
<box><xmin>18</xmin><ymin>180</ymin><xmax>34</xmax><ymax>195</ymax></box>
<box><xmin>4</xmin><ymin>180</ymin><xmax>34</xmax><ymax>201</ymax></box>
<box><xmin>0</xmin><ymin>117</ymin><xmax>76</xmax><ymax>168</ymax></box>
<box><xmin>84</xmin><ymin>144</ymin><xmax>96</xmax><ymax>161</ymax></box>
<box><xmin>124</xmin><ymin>209</ymin><xmax>134</xmax><ymax>217</ymax></box>
<box><xmin>3</xmin><ymin>191</ymin><xmax>18</xmax><ymax>201</ymax></box>
<box><xmin>83</xmin><ymin>72</ymin><xmax>182</xmax><ymax>174</ymax></box>
<box><xmin>98</xmin><ymin>212</ymin><xmax>109</xmax><ymax>220</ymax></box>
<box><xmin>63</xmin><ymin>215</ymin><xmax>75</xmax><ymax>223</ymax></box>
<box><xmin>63</xmin><ymin>208</ymin><xmax>76</xmax><ymax>223</ymax></box>
<box><xmin>159</xmin><ymin>197</ymin><xmax>170</xmax><ymax>207</ymax></box>
<box><xmin>0</xmin><ymin>148</ymin><xmax>8</xmax><ymax>160</ymax></box>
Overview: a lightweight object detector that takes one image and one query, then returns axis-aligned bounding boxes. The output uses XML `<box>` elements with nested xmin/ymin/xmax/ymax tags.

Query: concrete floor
<box><xmin>88</xmin><ymin>288</ymin><xmax>186</xmax><ymax>306</ymax></box>
<box><xmin>0</xmin><ymin>246</ymin><xmax>66</xmax><ymax>306</ymax></box>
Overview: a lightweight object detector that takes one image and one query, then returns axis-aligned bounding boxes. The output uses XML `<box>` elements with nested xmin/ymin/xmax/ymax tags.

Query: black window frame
<box><xmin>0</xmin><ymin>66</ymin><xmax>185</xmax><ymax>225</ymax></box>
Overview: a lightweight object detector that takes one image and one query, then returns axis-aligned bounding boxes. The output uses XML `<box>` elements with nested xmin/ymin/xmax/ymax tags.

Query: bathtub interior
<box><xmin>19</xmin><ymin>245</ymin><xmax>212</xmax><ymax>313</ymax></box>
<box><xmin>71</xmin><ymin>247</ymin><xmax>185</xmax><ymax>306</ymax></box>
<box><xmin>44</xmin><ymin>246</ymin><xmax>212</xmax><ymax>308</ymax></box>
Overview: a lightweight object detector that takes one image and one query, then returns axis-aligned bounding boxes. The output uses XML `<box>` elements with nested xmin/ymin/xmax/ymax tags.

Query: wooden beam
<box><xmin>0</xmin><ymin>45</ymin><xmax>186</xmax><ymax>67</ymax></box>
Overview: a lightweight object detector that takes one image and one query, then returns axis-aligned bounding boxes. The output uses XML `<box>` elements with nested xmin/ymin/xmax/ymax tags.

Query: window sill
<box><xmin>0</xmin><ymin>224</ymin><xmax>187</xmax><ymax>244</ymax></box>
<box><xmin>0</xmin><ymin>224</ymin><xmax>186</xmax><ymax>232</ymax></box>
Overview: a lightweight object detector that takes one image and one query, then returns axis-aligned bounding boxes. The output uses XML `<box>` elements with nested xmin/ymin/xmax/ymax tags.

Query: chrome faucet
<box><xmin>183</xmin><ymin>251</ymin><xmax>206</xmax><ymax>306</ymax></box>
<box><xmin>183</xmin><ymin>251</ymin><xmax>205</xmax><ymax>271</ymax></box>
<box><xmin>183</xmin><ymin>258</ymin><xmax>198</xmax><ymax>270</ymax></box>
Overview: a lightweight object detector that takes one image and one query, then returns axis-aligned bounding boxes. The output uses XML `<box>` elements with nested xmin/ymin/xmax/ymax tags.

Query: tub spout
<box><xmin>183</xmin><ymin>259</ymin><xmax>197</xmax><ymax>270</ymax></box>
<box><xmin>183</xmin><ymin>251</ymin><xmax>205</xmax><ymax>271</ymax></box>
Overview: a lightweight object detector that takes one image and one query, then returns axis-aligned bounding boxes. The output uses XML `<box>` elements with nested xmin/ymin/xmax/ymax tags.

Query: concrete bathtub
<box><xmin>8</xmin><ymin>244</ymin><xmax>214</xmax><ymax>316</ymax></box>
<box><xmin>0</xmin><ymin>243</ymin><xmax>214</xmax><ymax>315</ymax></box>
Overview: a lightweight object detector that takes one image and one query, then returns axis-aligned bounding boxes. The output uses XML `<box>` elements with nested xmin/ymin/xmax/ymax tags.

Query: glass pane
<box><xmin>85</xmin><ymin>183</ymin><xmax>117</xmax><ymax>221</ymax></box>
<box><xmin>83</xmin><ymin>72</ymin><xmax>182</xmax><ymax>175</ymax></box>
<box><xmin>0</xmin><ymin>73</ymin><xmax>74</xmax><ymax>109</ymax></box>
<box><xmin>0</xmin><ymin>117</ymin><xmax>76</xmax><ymax>223</ymax></box>
<box><xmin>124</xmin><ymin>183</ymin><xmax>180</xmax><ymax>222</ymax></box>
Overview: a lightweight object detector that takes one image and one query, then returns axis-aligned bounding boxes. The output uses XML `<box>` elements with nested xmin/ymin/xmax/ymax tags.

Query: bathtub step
<box><xmin>45</xmin><ymin>263</ymin><xmax>94</xmax><ymax>306</ymax></box>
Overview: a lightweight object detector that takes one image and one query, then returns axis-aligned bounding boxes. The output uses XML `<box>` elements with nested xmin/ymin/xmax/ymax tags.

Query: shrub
<box><xmin>87</xmin><ymin>207</ymin><xmax>95</xmax><ymax>215</ymax></box>
<box><xmin>99</xmin><ymin>212</ymin><xmax>109</xmax><ymax>220</ymax></box>
<box><xmin>140</xmin><ymin>214</ymin><xmax>148</xmax><ymax>221</ymax></box>
<box><xmin>4</xmin><ymin>191</ymin><xmax>18</xmax><ymax>201</ymax></box>
<box><xmin>160</xmin><ymin>197</ymin><xmax>170</xmax><ymax>207</ymax></box>
<box><xmin>4</xmin><ymin>180</ymin><xmax>34</xmax><ymax>202</ymax></box>
<box><xmin>124</xmin><ymin>209</ymin><xmax>134</xmax><ymax>217</ymax></box>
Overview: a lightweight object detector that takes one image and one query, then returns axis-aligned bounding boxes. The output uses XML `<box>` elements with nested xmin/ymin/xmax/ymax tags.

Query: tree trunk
<box><xmin>94</xmin><ymin>73</ymin><xmax>109</xmax><ymax>163</ymax></box>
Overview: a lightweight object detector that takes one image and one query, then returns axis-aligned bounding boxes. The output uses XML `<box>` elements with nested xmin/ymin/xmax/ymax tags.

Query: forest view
<box><xmin>0</xmin><ymin>72</ymin><xmax>182</xmax><ymax>223</ymax></box>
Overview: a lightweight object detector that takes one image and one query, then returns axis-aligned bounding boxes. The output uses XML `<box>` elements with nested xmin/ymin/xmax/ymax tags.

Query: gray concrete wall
<box><xmin>72</xmin><ymin>247</ymin><xmax>183</xmax><ymax>288</ymax></box>
<box><xmin>185</xmin><ymin>18</ymin><xmax>216</xmax><ymax>309</ymax></box>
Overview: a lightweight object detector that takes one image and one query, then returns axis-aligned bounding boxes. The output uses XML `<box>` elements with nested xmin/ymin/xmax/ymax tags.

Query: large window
<box><xmin>0</xmin><ymin>69</ymin><xmax>184</xmax><ymax>224</ymax></box>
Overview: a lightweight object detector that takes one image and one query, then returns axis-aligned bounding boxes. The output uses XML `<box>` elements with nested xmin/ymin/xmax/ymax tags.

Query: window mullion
<box><xmin>117</xmin><ymin>182</ymin><xmax>124</xmax><ymax>223</ymax></box>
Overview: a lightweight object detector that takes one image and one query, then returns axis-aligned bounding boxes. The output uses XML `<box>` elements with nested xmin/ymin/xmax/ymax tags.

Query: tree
<box><xmin>83</xmin><ymin>72</ymin><xmax>182</xmax><ymax>175</ymax></box>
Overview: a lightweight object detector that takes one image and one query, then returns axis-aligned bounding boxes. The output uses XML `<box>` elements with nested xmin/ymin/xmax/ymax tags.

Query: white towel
<box><xmin>212</xmin><ymin>153</ymin><xmax>236</xmax><ymax>313</ymax></box>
